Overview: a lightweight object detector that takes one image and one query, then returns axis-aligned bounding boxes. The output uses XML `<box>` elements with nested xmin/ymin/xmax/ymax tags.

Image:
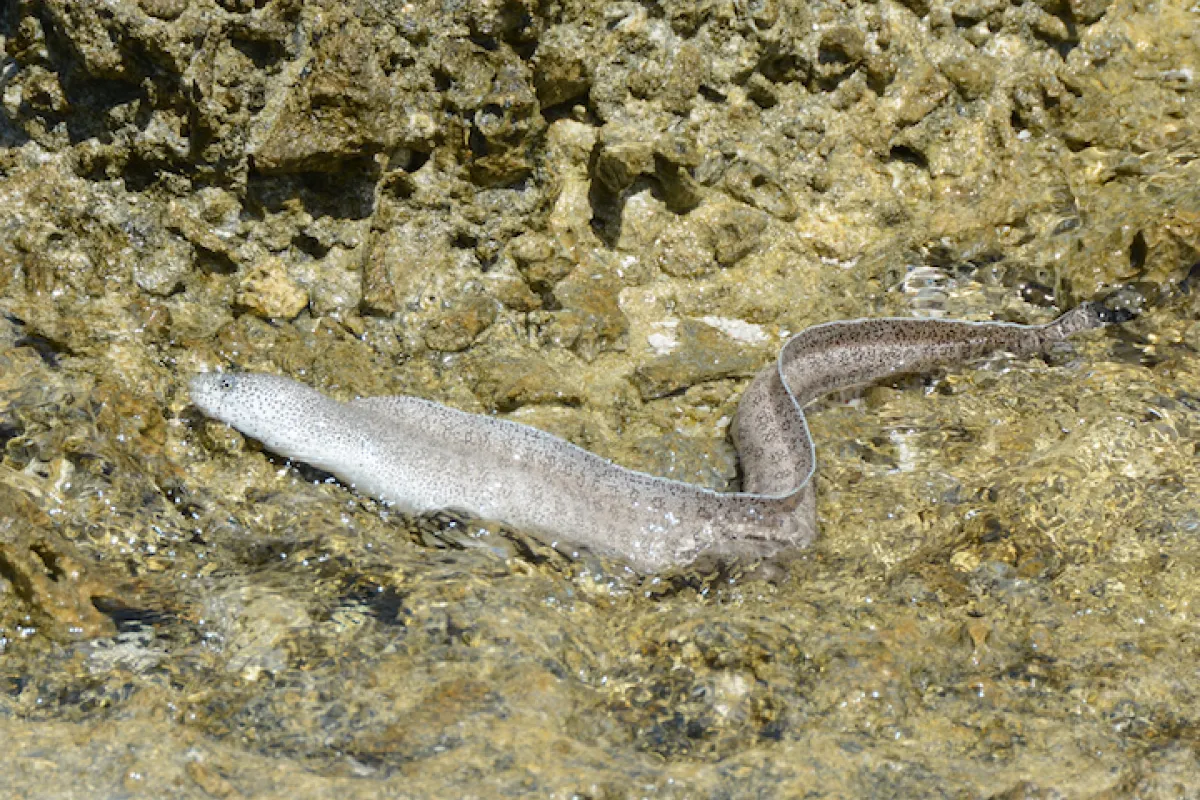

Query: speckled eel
<box><xmin>191</xmin><ymin>303</ymin><xmax>1117</xmax><ymax>573</ymax></box>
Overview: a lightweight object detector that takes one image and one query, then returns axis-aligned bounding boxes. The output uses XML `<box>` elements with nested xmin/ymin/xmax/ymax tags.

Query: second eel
<box><xmin>191</xmin><ymin>303</ymin><xmax>1118</xmax><ymax>573</ymax></box>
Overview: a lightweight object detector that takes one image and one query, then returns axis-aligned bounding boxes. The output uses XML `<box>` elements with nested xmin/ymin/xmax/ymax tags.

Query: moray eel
<box><xmin>191</xmin><ymin>303</ymin><xmax>1118</xmax><ymax>573</ymax></box>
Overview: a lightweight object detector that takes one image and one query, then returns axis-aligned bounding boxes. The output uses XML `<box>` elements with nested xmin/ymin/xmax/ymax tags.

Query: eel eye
<box><xmin>219</xmin><ymin>376</ymin><xmax>235</xmax><ymax>391</ymax></box>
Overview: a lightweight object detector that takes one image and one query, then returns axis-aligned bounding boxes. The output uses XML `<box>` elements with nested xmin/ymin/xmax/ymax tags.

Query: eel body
<box><xmin>191</xmin><ymin>304</ymin><xmax>1113</xmax><ymax>573</ymax></box>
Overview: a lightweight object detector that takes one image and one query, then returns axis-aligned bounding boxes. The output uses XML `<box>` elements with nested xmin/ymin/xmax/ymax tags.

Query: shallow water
<box><xmin>2</xmin><ymin>298</ymin><xmax>1197</xmax><ymax>797</ymax></box>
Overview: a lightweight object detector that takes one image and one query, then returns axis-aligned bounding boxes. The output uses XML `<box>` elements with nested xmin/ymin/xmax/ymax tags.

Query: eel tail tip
<box><xmin>1084</xmin><ymin>300</ymin><xmax>1138</xmax><ymax>327</ymax></box>
<box><xmin>1050</xmin><ymin>301</ymin><xmax>1135</xmax><ymax>339</ymax></box>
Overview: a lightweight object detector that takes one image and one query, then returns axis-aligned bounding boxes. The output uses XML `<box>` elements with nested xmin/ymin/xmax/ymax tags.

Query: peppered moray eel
<box><xmin>191</xmin><ymin>303</ymin><xmax>1122</xmax><ymax>573</ymax></box>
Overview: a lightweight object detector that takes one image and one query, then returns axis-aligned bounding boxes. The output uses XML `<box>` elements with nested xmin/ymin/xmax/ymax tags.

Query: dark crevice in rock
<box><xmin>122</xmin><ymin>154</ymin><xmax>176</xmax><ymax>192</ymax></box>
<box><xmin>451</xmin><ymin>231</ymin><xmax>478</xmax><ymax>250</ymax></box>
<box><xmin>400</xmin><ymin>149</ymin><xmax>431</xmax><ymax>173</ymax></box>
<box><xmin>539</xmin><ymin>95</ymin><xmax>591</xmax><ymax>124</ymax></box>
<box><xmin>14</xmin><ymin>333</ymin><xmax>70</xmax><ymax>367</ymax></box>
<box><xmin>91</xmin><ymin>597</ymin><xmax>174</xmax><ymax>634</ymax></box>
<box><xmin>586</xmin><ymin>180</ymin><xmax>623</xmax><ymax>248</ymax></box>
<box><xmin>468</xmin><ymin>34</ymin><xmax>499</xmax><ymax>52</ymax></box>
<box><xmin>888</xmin><ymin>145</ymin><xmax>928</xmax><ymax>170</ymax></box>
<box><xmin>292</xmin><ymin>231</ymin><xmax>329</xmax><ymax>259</ymax></box>
<box><xmin>1129</xmin><ymin>231</ymin><xmax>1148</xmax><ymax>272</ymax></box>
<box><xmin>0</xmin><ymin>420</ymin><xmax>22</xmax><ymax>448</ymax></box>
<box><xmin>336</xmin><ymin>578</ymin><xmax>410</xmax><ymax>625</ymax></box>
<box><xmin>1033</xmin><ymin>16</ymin><xmax>1080</xmax><ymax>58</ymax></box>
<box><xmin>246</xmin><ymin>162</ymin><xmax>380</xmax><ymax>220</ymax></box>
<box><xmin>230</xmin><ymin>35</ymin><xmax>287</xmax><ymax>69</ymax></box>
<box><xmin>194</xmin><ymin>250</ymin><xmax>239</xmax><ymax>276</ymax></box>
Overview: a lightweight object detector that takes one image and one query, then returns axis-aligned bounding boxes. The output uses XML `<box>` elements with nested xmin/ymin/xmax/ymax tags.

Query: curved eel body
<box><xmin>191</xmin><ymin>304</ymin><xmax>1114</xmax><ymax>573</ymax></box>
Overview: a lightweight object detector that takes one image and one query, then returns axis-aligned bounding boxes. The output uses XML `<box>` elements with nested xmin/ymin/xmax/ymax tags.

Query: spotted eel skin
<box><xmin>191</xmin><ymin>303</ymin><xmax>1117</xmax><ymax>573</ymax></box>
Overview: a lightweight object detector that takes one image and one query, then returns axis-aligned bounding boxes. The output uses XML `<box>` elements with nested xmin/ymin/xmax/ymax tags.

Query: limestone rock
<box><xmin>236</xmin><ymin>257</ymin><xmax>309</xmax><ymax>320</ymax></box>
<box><xmin>0</xmin><ymin>485</ymin><xmax>116</xmax><ymax>641</ymax></box>
<box><xmin>632</xmin><ymin>318</ymin><xmax>767</xmax><ymax>399</ymax></box>
<box><xmin>423</xmin><ymin>295</ymin><xmax>498</xmax><ymax>352</ymax></box>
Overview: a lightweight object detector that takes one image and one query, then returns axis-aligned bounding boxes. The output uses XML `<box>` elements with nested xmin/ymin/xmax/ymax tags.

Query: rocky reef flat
<box><xmin>0</xmin><ymin>0</ymin><xmax>1197</xmax><ymax>796</ymax></box>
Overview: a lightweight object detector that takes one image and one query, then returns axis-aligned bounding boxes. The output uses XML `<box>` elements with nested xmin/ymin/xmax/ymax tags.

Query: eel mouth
<box><xmin>189</xmin><ymin>372</ymin><xmax>234</xmax><ymax>419</ymax></box>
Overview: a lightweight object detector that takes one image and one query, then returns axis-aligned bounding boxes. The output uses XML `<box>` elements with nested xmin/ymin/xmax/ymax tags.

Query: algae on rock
<box><xmin>0</xmin><ymin>0</ymin><xmax>1197</xmax><ymax>795</ymax></box>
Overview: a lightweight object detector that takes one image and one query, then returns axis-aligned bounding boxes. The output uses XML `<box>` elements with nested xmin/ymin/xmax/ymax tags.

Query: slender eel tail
<box><xmin>733</xmin><ymin>302</ymin><xmax>1128</xmax><ymax>497</ymax></box>
<box><xmin>1044</xmin><ymin>301</ymin><xmax>1135</xmax><ymax>340</ymax></box>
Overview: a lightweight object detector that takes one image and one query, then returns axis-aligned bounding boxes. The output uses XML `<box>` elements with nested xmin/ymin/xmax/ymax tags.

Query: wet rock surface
<box><xmin>0</xmin><ymin>0</ymin><xmax>1198</xmax><ymax>796</ymax></box>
